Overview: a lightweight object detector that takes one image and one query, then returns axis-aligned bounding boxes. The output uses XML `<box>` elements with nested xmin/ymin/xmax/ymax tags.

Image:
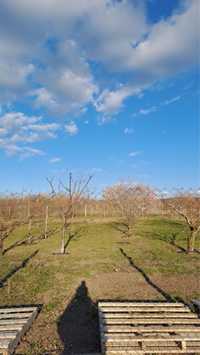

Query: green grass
<box><xmin>0</xmin><ymin>215</ymin><xmax>199</xmax><ymax>353</ymax></box>
<box><xmin>133</xmin><ymin>216</ymin><xmax>199</xmax><ymax>272</ymax></box>
<box><xmin>0</xmin><ymin>216</ymin><xmax>199</xmax><ymax>304</ymax></box>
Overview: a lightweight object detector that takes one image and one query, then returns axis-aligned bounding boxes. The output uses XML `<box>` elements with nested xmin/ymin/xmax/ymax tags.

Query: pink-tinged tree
<box><xmin>162</xmin><ymin>191</ymin><xmax>200</xmax><ymax>253</ymax></box>
<box><xmin>103</xmin><ymin>183</ymin><xmax>155</xmax><ymax>238</ymax></box>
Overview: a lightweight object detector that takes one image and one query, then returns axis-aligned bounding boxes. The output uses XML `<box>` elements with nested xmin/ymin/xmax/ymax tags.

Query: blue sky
<box><xmin>0</xmin><ymin>0</ymin><xmax>199</xmax><ymax>195</ymax></box>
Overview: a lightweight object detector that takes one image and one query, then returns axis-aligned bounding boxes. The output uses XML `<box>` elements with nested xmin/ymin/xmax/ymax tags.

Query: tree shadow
<box><xmin>2</xmin><ymin>232</ymin><xmax>45</xmax><ymax>255</ymax></box>
<box><xmin>2</xmin><ymin>237</ymin><xmax>36</xmax><ymax>255</ymax></box>
<box><xmin>120</xmin><ymin>248</ymin><xmax>175</xmax><ymax>302</ymax></box>
<box><xmin>141</xmin><ymin>230</ymin><xmax>187</xmax><ymax>253</ymax></box>
<box><xmin>64</xmin><ymin>229</ymin><xmax>81</xmax><ymax>254</ymax></box>
<box><xmin>154</xmin><ymin>232</ymin><xmax>187</xmax><ymax>253</ymax></box>
<box><xmin>111</xmin><ymin>221</ymin><xmax>132</xmax><ymax>239</ymax></box>
<box><xmin>57</xmin><ymin>280</ymin><xmax>100</xmax><ymax>354</ymax></box>
<box><xmin>53</xmin><ymin>228</ymin><xmax>82</xmax><ymax>255</ymax></box>
<box><xmin>0</xmin><ymin>250</ymin><xmax>39</xmax><ymax>288</ymax></box>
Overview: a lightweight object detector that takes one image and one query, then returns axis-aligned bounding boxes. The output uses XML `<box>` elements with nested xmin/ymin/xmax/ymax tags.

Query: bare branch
<box><xmin>46</xmin><ymin>177</ymin><xmax>56</xmax><ymax>196</ymax></box>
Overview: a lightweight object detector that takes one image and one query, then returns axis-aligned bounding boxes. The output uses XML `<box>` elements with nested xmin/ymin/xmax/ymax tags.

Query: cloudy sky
<box><xmin>0</xmin><ymin>0</ymin><xmax>199</xmax><ymax>194</ymax></box>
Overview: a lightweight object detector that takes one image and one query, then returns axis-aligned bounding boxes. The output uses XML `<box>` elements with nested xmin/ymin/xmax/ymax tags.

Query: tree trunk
<box><xmin>44</xmin><ymin>205</ymin><xmax>48</xmax><ymax>239</ymax></box>
<box><xmin>187</xmin><ymin>230</ymin><xmax>196</xmax><ymax>253</ymax></box>
<box><xmin>8</xmin><ymin>207</ymin><xmax>11</xmax><ymax>219</ymax></box>
<box><xmin>28</xmin><ymin>217</ymin><xmax>32</xmax><ymax>236</ymax></box>
<box><xmin>0</xmin><ymin>238</ymin><xmax>3</xmax><ymax>255</ymax></box>
<box><xmin>60</xmin><ymin>221</ymin><xmax>65</xmax><ymax>254</ymax></box>
<box><xmin>84</xmin><ymin>204</ymin><xmax>87</xmax><ymax>218</ymax></box>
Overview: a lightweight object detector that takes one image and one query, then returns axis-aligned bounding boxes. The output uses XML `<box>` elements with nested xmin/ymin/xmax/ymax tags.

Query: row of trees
<box><xmin>104</xmin><ymin>183</ymin><xmax>200</xmax><ymax>253</ymax></box>
<box><xmin>0</xmin><ymin>175</ymin><xmax>199</xmax><ymax>255</ymax></box>
<box><xmin>0</xmin><ymin>194</ymin><xmax>132</xmax><ymax>221</ymax></box>
<box><xmin>0</xmin><ymin>173</ymin><xmax>92</xmax><ymax>255</ymax></box>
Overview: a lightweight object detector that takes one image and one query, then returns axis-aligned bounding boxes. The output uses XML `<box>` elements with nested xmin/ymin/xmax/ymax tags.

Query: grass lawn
<box><xmin>0</xmin><ymin>216</ymin><xmax>199</xmax><ymax>354</ymax></box>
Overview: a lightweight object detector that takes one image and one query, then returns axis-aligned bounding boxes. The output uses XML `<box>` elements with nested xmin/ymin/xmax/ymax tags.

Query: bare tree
<box><xmin>47</xmin><ymin>172</ymin><xmax>92</xmax><ymax>254</ymax></box>
<box><xmin>0</xmin><ymin>220</ymin><xmax>21</xmax><ymax>255</ymax></box>
<box><xmin>161</xmin><ymin>191</ymin><xmax>200</xmax><ymax>253</ymax></box>
<box><xmin>44</xmin><ymin>205</ymin><xmax>49</xmax><ymax>239</ymax></box>
<box><xmin>103</xmin><ymin>183</ymin><xmax>155</xmax><ymax>238</ymax></box>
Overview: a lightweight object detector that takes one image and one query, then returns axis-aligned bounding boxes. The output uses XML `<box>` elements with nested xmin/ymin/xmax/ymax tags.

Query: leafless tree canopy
<box><xmin>47</xmin><ymin>172</ymin><xmax>92</xmax><ymax>254</ymax></box>
<box><xmin>103</xmin><ymin>183</ymin><xmax>156</xmax><ymax>237</ymax></box>
<box><xmin>0</xmin><ymin>182</ymin><xmax>199</xmax><ymax>255</ymax></box>
<box><xmin>162</xmin><ymin>191</ymin><xmax>200</xmax><ymax>253</ymax></box>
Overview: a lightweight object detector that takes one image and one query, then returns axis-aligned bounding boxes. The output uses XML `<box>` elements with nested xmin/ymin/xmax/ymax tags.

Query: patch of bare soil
<box><xmin>87</xmin><ymin>271</ymin><xmax>200</xmax><ymax>302</ymax></box>
<box><xmin>152</xmin><ymin>274</ymin><xmax>200</xmax><ymax>300</ymax></box>
<box><xmin>16</xmin><ymin>270</ymin><xmax>199</xmax><ymax>355</ymax></box>
<box><xmin>87</xmin><ymin>271</ymin><xmax>165</xmax><ymax>301</ymax></box>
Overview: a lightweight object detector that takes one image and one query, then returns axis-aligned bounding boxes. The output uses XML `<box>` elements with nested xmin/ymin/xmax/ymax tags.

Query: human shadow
<box><xmin>57</xmin><ymin>280</ymin><xmax>100</xmax><ymax>354</ymax></box>
<box><xmin>120</xmin><ymin>248</ymin><xmax>174</xmax><ymax>302</ymax></box>
<box><xmin>0</xmin><ymin>250</ymin><xmax>39</xmax><ymax>288</ymax></box>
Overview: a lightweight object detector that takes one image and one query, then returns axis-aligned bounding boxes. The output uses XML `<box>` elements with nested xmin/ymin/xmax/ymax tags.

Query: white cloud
<box><xmin>2</xmin><ymin>0</ymin><xmax>147</xmax><ymax>71</ymax></box>
<box><xmin>49</xmin><ymin>157</ymin><xmax>62</xmax><ymax>163</ymax></box>
<box><xmin>0</xmin><ymin>112</ymin><xmax>59</xmax><ymax>157</ymax></box>
<box><xmin>129</xmin><ymin>1</ymin><xmax>198</xmax><ymax>76</ymax></box>
<box><xmin>0</xmin><ymin>63</ymin><xmax>34</xmax><ymax>89</ymax></box>
<box><xmin>139</xmin><ymin>106</ymin><xmax>158</xmax><ymax>116</ymax></box>
<box><xmin>124</xmin><ymin>128</ymin><xmax>134</xmax><ymax>135</ymax></box>
<box><xmin>0</xmin><ymin>6</ymin><xmax>99</xmax><ymax>111</ymax></box>
<box><xmin>32</xmin><ymin>88</ymin><xmax>58</xmax><ymax>111</ymax></box>
<box><xmin>65</xmin><ymin>121</ymin><xmax>79</xmax><ymax>135</ymax></box>
<box><xmin>32</xmin><ymin>41</ymin><xmax>98</xmax><ymax>114</ymax></box>
<box><xmin>162</xmin><ymin>95</ymin><xmax>181</xmax><ymax>106</ymax></box>
<box><xmin>0</xmin><ymin>142</ymin><xmax>44</xmax><ymax>158</ymax></box>
<box><xmin>0</xmin><ymin>0</ymin><xmax>198</xmax><ymax>118</ymax></box>
<box><xmin>78</xmin><ymin>0</ymin><xmax>148</xmax><ymax>70</ymax></box>
<box><xmin>133</xmin><ymin>94</ymin><xmax>184</xmax><ymax>117</ymax></box>
<box><xmin>129</xmin><ymin>151</ymin><xmax>141</xmax><ymax>157</ymax></box>
<box><xmin>93</xmin><ymin>0</ymin><xmax>199</xmax><ymax>116</ymax></box>
<box><xmin>95</xmin><ymin>86</ymin><xmax>137</xmax><ymax>117</ymax></box>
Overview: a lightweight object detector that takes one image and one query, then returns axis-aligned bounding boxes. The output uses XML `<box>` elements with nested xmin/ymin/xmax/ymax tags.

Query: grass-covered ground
<box><xmin>0</xmin><ymin>216</ymin><xmax>199</xmax><ymax>354</ymax></box>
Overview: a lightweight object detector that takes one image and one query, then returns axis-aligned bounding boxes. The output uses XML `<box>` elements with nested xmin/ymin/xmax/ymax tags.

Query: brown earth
<box><xmin>16</xmin><ymin>267</ymin><xmax>200</xmax><ymax>355</ymax></box>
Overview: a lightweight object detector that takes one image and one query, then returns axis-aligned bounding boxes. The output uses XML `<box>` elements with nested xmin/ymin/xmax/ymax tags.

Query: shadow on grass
<box><xmin>57</xmin><ymin>281</ymin><xmax>100</xmax><ymax>355</ymax></box>
<box><xmin>120</xmin><ymin>248</ymin><xmax>175</xmax><ymax>302</ymax></box>
<box><xmin>0</xmin><ymin>250</ymin><xmax>39</xmax><ymax>288</ymax></box>
<box><xmin>2</xmin><ymin>237</ymin><xmax>37</xmax><ymax>255</ymax></box>
<box><xmin>142</xmin><ymin>218</ymin><xmax>184</xmax><ymax>228</ymax></box>
<box><xmin>154</xmin><ymin>232</ymin><xmax>187</xmax><ymax>253</ymax></box>
<box><xmin>138</xmin><ymin>229</ymin><xmax>187</xmax><ymax>254</ymax></box>
<box><xmin>53</xmin><ymin>228</ymin><xmax>82</xmax><ymax>255</ymax></box>
<box><xmin>111</xmin><ymin>221</ymin><xmax>132</xmax><ymax>239</ymax></box>
<box><xmin>64</xmin><ymin>229</ymin><xmax>81</xmax><ymax>254</ymax></box>
<box><xmin>153</xmin><ymin>232</ymin><xmax>200</xmax><ymax>255</ymax></box>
